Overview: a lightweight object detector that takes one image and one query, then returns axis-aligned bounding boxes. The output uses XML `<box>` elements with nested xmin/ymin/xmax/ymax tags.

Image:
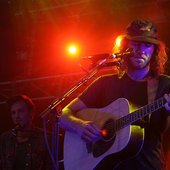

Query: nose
<box><xmin>134</xmin><ymin>44</ymin><xmax>146</xmax><ymax>57</ymax></box>
<box><xmin>14</xmin><ymin>111</ymin><xmax>20</xmax><ymax>118</ymax></box>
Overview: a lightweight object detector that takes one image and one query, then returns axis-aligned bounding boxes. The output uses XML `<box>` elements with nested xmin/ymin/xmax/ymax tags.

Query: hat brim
<box><xmin>126</xmin><ymin>35</ymin><xmax>160</xmax><ymax>45</ymax></box>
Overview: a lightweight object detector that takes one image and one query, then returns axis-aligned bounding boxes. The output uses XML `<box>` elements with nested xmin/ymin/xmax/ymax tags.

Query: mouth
<box><xmin>134</xmin><ymin>57</ymin><xmax>145</xmax><ymax>61</ymax></box>
<box><xmin>132</xmin><ymin>57</ymin><xmax>145</xmax><ymax>62</ymax></box>
<box><xmin>15</xmin><ymin>119</ymin><xmax>22</xmax><ymax>124</ymax></box>
<box><xmin>131</xmin><ymin>54</ymin><xmax>146</xmax><ymax>61</ymax></box>
<box><xmin>15</xmin><ymin>123</ymin><xmax>22</xmax><ymax>130</ymax></box>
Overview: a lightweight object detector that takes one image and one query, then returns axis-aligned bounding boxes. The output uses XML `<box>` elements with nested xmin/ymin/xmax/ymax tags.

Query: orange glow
<box><xmin>115</xmin><ymin>36</ymin><xmax>123</xmax><ymax>48</ymax></box>
<box><xmin>112</xmin><ymin>35</ymin><xmax>124</xmax><ymax>53</ymax></box>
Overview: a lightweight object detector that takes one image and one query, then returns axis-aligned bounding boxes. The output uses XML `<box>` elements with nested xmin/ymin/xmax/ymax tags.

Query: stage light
<box><xmin>68</xmin><ymin>46</ymin><xmax>77</xmax><ymax>54</ymax></box>
<box><xmin>113</xmin><ymin>35</ymin><xmax>124</xmax><ymax>53</ymax></box>
<box><xmin>101</xmin><ymin>129</ymin><xmax>108</xmax><ymax>137</ymax></box>
<box><xmin>115</xmin><ymin>36</ymin><xmax>123</xmax><ymax>48</ymax></box>
<box><xmin>66</xmin><ymin>44</ymin><xmax>80</xmax><ymax>59</ymax></box>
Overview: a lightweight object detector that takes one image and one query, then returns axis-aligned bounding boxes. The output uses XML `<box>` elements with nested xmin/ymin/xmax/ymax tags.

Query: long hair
<box><xmin>149</xmin><ymin>41</ymin><xmax>168</xmax><ymax>77</ymax></box>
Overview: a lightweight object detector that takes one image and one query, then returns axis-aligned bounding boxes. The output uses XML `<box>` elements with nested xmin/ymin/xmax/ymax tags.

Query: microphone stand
<box><xmin>40</xmin><ymin>56</ymin><xmax>121</xmax><ymax>170</ymax></box>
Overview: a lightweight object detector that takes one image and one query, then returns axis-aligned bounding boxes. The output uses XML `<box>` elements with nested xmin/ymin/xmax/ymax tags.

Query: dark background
<box><xmin>0</xmin><ymin>0</ymin><xmax>170</xmax><ymax>168</ymax></box>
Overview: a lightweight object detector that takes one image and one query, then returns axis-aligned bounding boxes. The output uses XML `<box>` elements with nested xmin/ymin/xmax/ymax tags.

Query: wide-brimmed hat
<box><xmin>125</xmin><ymin>19</ymin><xmax>161</xmax><ymax>45</ymax></box>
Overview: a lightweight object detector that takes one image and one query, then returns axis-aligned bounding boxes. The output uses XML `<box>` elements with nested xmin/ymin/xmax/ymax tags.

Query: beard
<box><xmin>125</xmin><ymin>56</ymin><xmax>151</xmax><ymax>71</ymax></box>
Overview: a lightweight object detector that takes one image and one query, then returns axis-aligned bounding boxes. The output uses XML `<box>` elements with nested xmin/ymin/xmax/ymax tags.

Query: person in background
<box><xmin>0</xmin><ymin>94</ymin><xmax>51</xmax><ymax>170</ymax></box>
<box><xmin>60</xmin><ymin>19</ymin><xmax>170</xmax><ymax>170</ymax></box>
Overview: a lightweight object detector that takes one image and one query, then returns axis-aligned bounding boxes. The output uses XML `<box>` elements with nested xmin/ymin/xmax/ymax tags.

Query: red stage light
<box><xmin>101</xmin><ymin>129</ymin><xmax>108</xmax><ymax>137</ymax></box>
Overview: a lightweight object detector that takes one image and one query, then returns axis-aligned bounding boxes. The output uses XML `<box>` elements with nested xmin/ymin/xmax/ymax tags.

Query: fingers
<box><xmin>164</xmin><ymin>94</ymin><xmax>170</xmax><ymax>112</ymax></box>
<box><xmin>91</xmin><ymin>123</ymin><xmax>101</xmax><ymax>133</ymax></box>
<box><xmin>81</xmin><ymin>121</ymin><xmax>101</xmax><ymax>143</ymax></box>
<box><xmin>164</xmin><ymin>94</ymin><xmax>170</xmax><ymax>101</ymax></box>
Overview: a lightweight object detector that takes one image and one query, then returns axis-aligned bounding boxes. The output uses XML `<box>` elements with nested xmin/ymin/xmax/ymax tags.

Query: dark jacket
<box><xmin>0</xmin><ymin>127</ymin><xmax>51</xmax><ymax>170</ymax></box>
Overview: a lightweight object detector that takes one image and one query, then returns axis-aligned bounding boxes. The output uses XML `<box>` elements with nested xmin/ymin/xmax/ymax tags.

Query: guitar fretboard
<box><xmin>115</xmin><ymin>97</ymin><xmax>166</xmax><ymax>131</ymax></box>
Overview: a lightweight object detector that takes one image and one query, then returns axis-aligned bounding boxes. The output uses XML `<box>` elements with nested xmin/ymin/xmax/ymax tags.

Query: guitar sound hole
<box><xmin>92</xmin><ymin>119</ymin><xmax>116</xmax><ymax>157</ymax></box>
<box><xmin>101</xmin><ymin>119</ymin><xmax>116</xmax><ymax>141</ymax></box>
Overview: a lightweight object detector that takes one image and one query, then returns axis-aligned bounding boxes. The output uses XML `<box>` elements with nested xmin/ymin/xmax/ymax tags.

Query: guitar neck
<box><xmin>115</xmin><ymin>97</ymin><xmax>166</xmax><ymax>131</ymax></box>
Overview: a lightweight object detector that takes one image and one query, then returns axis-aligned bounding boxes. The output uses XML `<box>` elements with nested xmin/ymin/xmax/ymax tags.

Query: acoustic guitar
<box><xmin>64</xmin><ymin>97</ymin><xmax>165</xmax><ymax>170</ymax></box>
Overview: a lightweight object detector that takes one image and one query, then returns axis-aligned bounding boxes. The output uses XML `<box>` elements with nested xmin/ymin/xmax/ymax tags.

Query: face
<box><xmin>127</xmin><ymin>41</ymin><xmax>155</xmax><ymax>69</ymax></box>
<box><xmin>10</xmin><ymin>101</ymin><xmax>33</xmax><ymax>130</ymax></box>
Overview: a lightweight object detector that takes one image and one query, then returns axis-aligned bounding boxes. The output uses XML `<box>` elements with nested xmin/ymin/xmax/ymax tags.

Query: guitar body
<box><xmin>64</xmin><ymin>98</ymin><xmax>144</xmax><ymax>170</ymax></box>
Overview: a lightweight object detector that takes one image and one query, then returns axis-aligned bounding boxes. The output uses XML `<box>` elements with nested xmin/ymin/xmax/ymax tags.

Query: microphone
<box><xmin>15</xmin><ymin>123</ymin><xmax>22</xmax><ymax>130</ymax></box>
<box><xmin>11</xmin><ymin>123</ymin><xmax>22</xmax><ymax>136</ymax></box>
<box><xmin>83</xmin><ymin>48</ymin><xmax>134</xmax><ymax>61</ymax></box>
